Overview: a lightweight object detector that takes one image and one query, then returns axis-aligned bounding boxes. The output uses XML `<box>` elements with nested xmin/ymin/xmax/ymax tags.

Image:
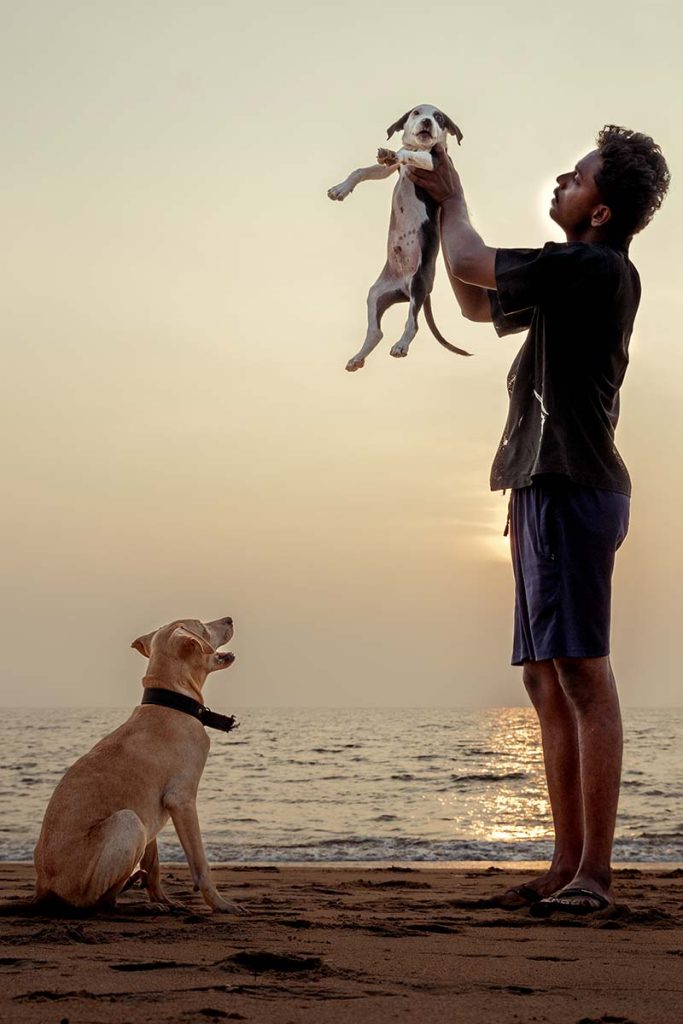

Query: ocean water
<box><xmin>0</xmin><ymin>707</ymin><xmax>681</xmax><ymax>863</ymax></box>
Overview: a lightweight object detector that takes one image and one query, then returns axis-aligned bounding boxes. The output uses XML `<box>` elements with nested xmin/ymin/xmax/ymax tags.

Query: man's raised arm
<box><xmin>408</xmin><ymin>145</ymin><xmax>496</xmax><ymax>322</ymax></box>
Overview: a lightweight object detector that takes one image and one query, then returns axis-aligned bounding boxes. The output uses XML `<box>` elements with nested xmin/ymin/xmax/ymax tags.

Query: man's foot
<box><xmin>494</xmin><ymin>865</ymin><xmax>577</xmax><ymax>909</ymax></box>
<box><xmin>494</xmin><ymin>883</ymin><xmax>543</xmax><ymax>909</ymax></box>
<box><xmin>529</xmin><ymin>886</ymin><xmax>612</xmax><ymax>918</ymax></box>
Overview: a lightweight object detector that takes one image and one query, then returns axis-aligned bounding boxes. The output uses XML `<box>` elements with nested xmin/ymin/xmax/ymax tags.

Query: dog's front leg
<box><xmin>169</xmin><ymin>800</ymin><xmax>244</xmax><ymax>913</ymax></box>
<box><xmin>327</xmin><ymin>162</ymin><xmax>397</xmax><ymax>201</ymax></box>
<box><xmin>140</xmin><ymin>838</ymin><xmax>186</xmax><ymax>911</ymax></box>
<box><xmin>394</xmin><ymin>149</ymin><xmax>436</xmax><ymax>172</ymax></box>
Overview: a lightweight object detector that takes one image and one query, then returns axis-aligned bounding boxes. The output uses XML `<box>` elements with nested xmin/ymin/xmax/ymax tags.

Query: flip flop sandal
<box><xmin>494</xmin><ymin>884</ymin><xmax>543</xmax><ymax>909</ymax></box>
<box><xmin>529</xmin><ymin>887</ymin><xmax>610</xmax><ymax>918</ymax></box>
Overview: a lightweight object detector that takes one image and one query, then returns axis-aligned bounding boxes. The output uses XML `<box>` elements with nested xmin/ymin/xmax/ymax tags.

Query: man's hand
<box><xmin>411</xmin><ymin>144</ymin><xmax>496</xmax><ymax>290</ymax></box>
<box><xmin>408</xmin><ymin>143</ymin><xmax>462</xmax><ymax>204</ymax></box>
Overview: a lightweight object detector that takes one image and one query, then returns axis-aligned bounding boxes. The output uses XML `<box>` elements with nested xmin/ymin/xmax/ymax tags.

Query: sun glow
<box><xmin>481</xmin><ymin>499</ymin><xmax>512</xmax><ymax>564</ymax></box>
<box><xmin>481</xmin><ymin>528</ymin><xmax>512</xmax><ymax>564</ymax></box>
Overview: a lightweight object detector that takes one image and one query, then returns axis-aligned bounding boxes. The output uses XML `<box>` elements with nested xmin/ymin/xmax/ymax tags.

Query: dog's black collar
<box><xmin>141</xmin><ymin>687</ymin><xmax>238</xmax><ymax>734</ymax></box>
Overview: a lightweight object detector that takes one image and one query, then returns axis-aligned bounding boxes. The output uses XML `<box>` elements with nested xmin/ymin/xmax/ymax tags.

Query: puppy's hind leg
<box><xmin>346</xmin><ymin>268</ymin><xmax>408</xmax><ymax>372</ymax></box>
<box><xmin>390</xmin><ymin>295</ymin><xmax>421</xmax><ymax>359</ymax></box>
<box><xmin>390</xmin><ymin>268</ymin><xmax>432</xmax><ymax>360</ymax></box>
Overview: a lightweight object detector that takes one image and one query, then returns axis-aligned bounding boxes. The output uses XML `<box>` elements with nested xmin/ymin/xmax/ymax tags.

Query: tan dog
<box><xmin>34</xmin><ymin>616</ymin><xmax>241</xmax><ymax>913</ymax></box>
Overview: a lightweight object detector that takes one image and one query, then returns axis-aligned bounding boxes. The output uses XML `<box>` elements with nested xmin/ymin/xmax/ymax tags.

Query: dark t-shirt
<box><xmin>488</xmin><ymin>241</ymin><xmax>641</xmax><ymax>496</ymax></box>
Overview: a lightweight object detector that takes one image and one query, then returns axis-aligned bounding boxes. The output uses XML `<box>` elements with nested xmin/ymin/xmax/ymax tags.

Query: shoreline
<box><xmin>2</xmin><ymin>862</ymin><xmax>681</xmax><ymax>1023</ymax></box>
<box><xmin>3</xmin><ymin>858</ymin><xmax>681</xmax><ymax>870</ymax></box>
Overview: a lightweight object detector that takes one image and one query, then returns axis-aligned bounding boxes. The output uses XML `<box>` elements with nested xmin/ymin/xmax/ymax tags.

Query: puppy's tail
<box><xmin>424</xmin><ymin>295</ymin><xmax>472</xmax><ymax>356</ymax></box>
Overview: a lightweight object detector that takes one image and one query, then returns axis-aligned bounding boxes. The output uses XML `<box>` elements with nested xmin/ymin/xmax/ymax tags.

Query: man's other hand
<box><xmin>408</xmin><ymin>143</ymin><xmax>462</xmax><ymax>204</ymax></box>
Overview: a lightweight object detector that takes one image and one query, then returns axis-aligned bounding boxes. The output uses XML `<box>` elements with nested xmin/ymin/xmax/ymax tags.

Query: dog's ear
<box><xmin>434</xmin><ymin>110</ymin><xmax>463</xmax><ymax>145</ymax></box>
<box><xmin>172</xmin><ymin>625</ymin><xmax>212</xmax><ymax>660</ymax></box>
<box><xmin>386</xmin><ymin>110</ymin><xmax>412</xmax><ymax>140</ymax></box>
<box><xmin>131</xmin><ymin>630</ymin><xmax>156</xmax><ymax>658</ymax></box>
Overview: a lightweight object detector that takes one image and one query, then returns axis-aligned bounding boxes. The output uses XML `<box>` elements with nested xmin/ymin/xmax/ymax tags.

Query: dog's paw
<box><xmin>327</xmin><ymin>183</ymin><xmax>352</xmax><ymax>201</ymax></box>
<box><xmin>377</xmin><ymin>148</ymin><xmax>398</xmax><ymax>166</ymax></box>
<box><xmin>390</xmin><ymin>342</ymin><xmax>410</xmax><ymax>359</ymax></box>
<box><xmin>211</xmin><ymin>897</ymin><xmax>249</xmax><ymax>915</ymax></box>
<box><xmin>345</xmin><ymin>354</ymin><xmax>366</xmax><ymax>372</ymax></box>
<box><xmin>153</xmin><ymin>897</ymin><xmax>188</xmax><ymax>913</ymax></box>
<box><xmin>149</xmin><ymin>900</ymin><xmax>174</xmax><ymax>914</ymax></box>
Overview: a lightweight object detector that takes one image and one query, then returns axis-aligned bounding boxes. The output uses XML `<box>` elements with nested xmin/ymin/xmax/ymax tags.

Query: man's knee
<box><xmin>555</xmin><ymin>656</ymin><xmax>614</xmax><ymax>710</ymax></box>
<box><xmin>522</xmin><ymin>660</ymin><xmax>560</xmax><ymax>708</ymax></box>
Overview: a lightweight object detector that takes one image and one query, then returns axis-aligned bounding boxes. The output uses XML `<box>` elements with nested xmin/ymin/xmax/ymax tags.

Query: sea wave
<box><xmin>451</xmin><ymin>772</ymin><xmax>528</xmax><ymax>783</ymax></box>
<box><xmin>3</xmin><ymin>834</ymin><xmax>682</xmax><ymax>864</ymax></box>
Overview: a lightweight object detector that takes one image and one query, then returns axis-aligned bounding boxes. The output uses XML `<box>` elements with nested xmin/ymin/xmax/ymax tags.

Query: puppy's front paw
<box><xmin>377</xmin><ymin>148</ymin><xmax>398</xmax><ymax>166</ymax></box>
<box><xmin>327</xmin><ymin>183</ymin><xmax>352</xmax><ymax>201</ymax></box>
<box><xmin>345</xmin><ymin>354</ymin><xmax>366</xmax><ymax>372</ymax></box>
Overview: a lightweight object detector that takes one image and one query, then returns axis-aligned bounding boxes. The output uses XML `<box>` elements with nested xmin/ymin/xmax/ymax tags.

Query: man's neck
<box><xmin>565</xmin><ymin>225</ymin><xmax>625</xmax><ymax>250</ymax></box>
<box><xmin>565</xmin><ymin>225</ymin><xmax>605</xmax><ymax>244</ymax></box>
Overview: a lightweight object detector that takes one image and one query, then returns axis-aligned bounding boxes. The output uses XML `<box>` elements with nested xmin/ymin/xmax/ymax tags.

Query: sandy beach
<box><xmin>1</xmin><ymin>863</ymin><xmax>681</xmax><ymax>1023</ymax></box>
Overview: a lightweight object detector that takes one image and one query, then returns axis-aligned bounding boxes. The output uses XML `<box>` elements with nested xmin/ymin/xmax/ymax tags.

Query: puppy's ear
<box><xmin>386</xmin><ymin>110</ymin><xmax>412</xmax><ymax>139</ymax></box>
<box><xmin>434</xmin><ymin>110</ymin><xmax>463</xmax><ymax>145</ymax></box>
<box><xmin>131</xmin><ymin>630</ymin><xmax>156</xmax><ymax>658</ymax></box>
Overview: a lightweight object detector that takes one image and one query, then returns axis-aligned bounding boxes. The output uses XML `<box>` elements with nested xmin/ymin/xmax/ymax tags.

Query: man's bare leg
<box><xmin>520</xmin><ymin>659</ymin><xmax>584</xmax><ymax>896</ymax></box>
<box><xmin>552</xmin><ymin>655</ymin><xmax>623</xmax><ymax>906</ymax></box>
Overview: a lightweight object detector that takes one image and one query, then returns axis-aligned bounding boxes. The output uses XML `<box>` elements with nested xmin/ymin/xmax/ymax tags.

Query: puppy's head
<box><xmin>386</xmin><ymin>104</ymin><xmax>463</xmax><ymax>150</ymax></box>
<box><xmin>132</xmin><ymin>616</ymin><xmax>235</xmax><ymax>676</ymax></box>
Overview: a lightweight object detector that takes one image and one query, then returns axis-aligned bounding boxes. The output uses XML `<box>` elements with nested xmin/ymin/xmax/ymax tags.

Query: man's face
<box><xmin>550</xmin><ymin>150</ymin><xmax>607</xmax><ymax>236</ymax></box>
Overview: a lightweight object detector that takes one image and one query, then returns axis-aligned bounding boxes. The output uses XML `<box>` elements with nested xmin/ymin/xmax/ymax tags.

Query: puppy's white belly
<box><xmin>388</xmin><ymin>230</ymin><xmax>423</xmax><ymax>277</ymax></box>
<box><xmin>387</xmin><ymin>175</ymin><xmax>428</xmax><ymax>278</ymax></box>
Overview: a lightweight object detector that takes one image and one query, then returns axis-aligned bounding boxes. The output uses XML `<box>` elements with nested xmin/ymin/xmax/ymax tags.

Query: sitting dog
<box><xmin>328</xmin><ymin>103</ymin><xmax>471</xmax><ymax>371</ymax></box>
<box><xmin>33</xmin><ymin>616</ymin><xmax>241</xmax><ymax>913</ymax></box>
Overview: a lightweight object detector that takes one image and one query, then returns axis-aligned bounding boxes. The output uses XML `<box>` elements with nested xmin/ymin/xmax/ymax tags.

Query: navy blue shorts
<box><xmin>509</xmin><ymin>476</ymin><xmax>630</xmax><ymax>665</ymax></box>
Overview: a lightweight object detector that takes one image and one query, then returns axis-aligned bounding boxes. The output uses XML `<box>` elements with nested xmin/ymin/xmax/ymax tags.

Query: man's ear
<box><xmin>131</xmin><ymin>629</ymin><xmax>156</xmax><ymax>658</ymax></box>
<box><xmin>386</xmin><ymin>110</ymin><xmax>411</xmax><ymax>139</ymax></box>
<box><xmin>434</xmin><ymin>110</ymin><xmax>463</xmax><ymax>145</ymax></box>
<box><xmin>592</xmin><ymin>204</ymin><xmax>612</xmax><ymax>228</ymax></box>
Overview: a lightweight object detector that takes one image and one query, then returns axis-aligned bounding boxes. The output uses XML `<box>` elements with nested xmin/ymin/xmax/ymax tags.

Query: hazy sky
<box><xmin>2</xmin><ymin>0</ymin><xmax>681</xmax><ymax>708</ymax></box>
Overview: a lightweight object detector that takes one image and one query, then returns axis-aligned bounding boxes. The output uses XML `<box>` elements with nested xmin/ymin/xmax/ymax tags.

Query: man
<box><xmin>409</xmin><ymin>126</ymin><xmax>669</xmax><ymax>915</ymax></box>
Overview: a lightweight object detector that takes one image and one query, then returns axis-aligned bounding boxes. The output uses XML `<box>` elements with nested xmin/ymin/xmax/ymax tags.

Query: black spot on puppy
<box><xmin>433</xmin><ymin>109</ymin><xmax>463</xmax><ymax>144</ymax></box>
<box><xmin>386</xmin><ymin>110</ymin><xmax>412</xmax><ymax>139</ymax></box>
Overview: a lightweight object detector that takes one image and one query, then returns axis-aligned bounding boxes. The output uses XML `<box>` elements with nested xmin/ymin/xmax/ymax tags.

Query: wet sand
<box><xmin>1</xmin><ymin>863</ymin><xmax>681</xmax><ymax>1023</ymax></box>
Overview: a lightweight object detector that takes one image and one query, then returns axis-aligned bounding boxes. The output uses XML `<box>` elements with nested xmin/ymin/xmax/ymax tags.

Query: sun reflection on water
<box><xmin>427</xmin><ymin>708</ymin><xmax>551</xmax><ymax>844</ymax></box>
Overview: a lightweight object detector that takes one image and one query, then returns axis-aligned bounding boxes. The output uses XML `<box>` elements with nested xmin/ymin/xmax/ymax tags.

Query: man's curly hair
<box><xmin>595</xmin><ymin>125</ymin><xmax>670</xmax><ymax>243</ymax></box>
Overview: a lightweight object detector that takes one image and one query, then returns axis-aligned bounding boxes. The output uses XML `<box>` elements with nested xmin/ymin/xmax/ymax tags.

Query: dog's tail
<box><xmin>424</xmin><ymin>295</ymin><xmax>472</xmax><ymax>356</ymax></box>
<box><xmin>0</xmin><ymin>892</ymin><xmax>90</xmax><ymax>918</ymax></box>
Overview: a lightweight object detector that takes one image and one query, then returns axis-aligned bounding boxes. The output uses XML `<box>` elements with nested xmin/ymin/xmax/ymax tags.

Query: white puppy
<box><xmin>328</xmin><ymin>103</ymin><xmax>471</xmax><ymax>371</ymax></box>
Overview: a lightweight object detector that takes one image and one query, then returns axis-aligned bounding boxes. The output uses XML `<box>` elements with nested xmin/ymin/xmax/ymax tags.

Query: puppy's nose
<box><xmin>224</xmin><ymin>616</ymin><xmax>233</xmax><ymax>626</ymax></box>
